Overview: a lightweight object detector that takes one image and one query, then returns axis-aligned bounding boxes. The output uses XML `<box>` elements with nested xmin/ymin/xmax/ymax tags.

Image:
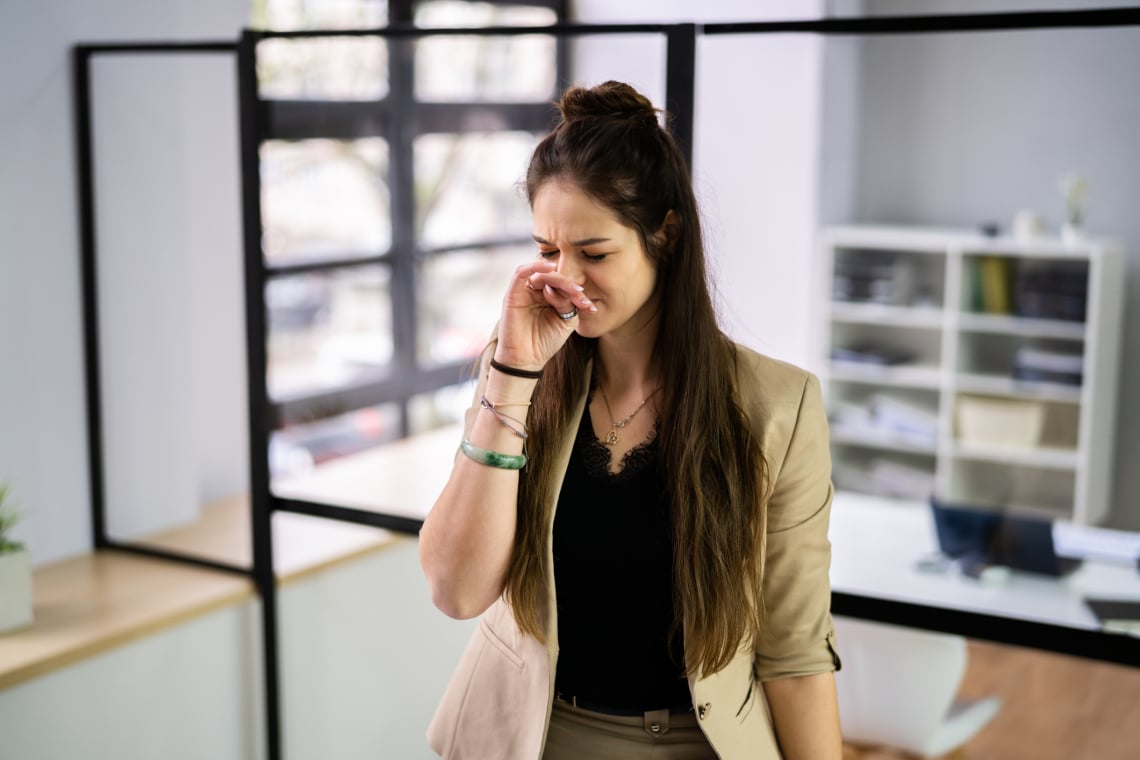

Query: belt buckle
<box><xmin>642</xmin><ymin>707</ymin><xmax>670</xmax><ymax>737</ymax></box>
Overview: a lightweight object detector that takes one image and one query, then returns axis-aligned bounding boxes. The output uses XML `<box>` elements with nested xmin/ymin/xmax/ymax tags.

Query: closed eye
<box><xmin>536</xmin><ymin>249</ymin><xmax>609</xmax><ymax>263</ymax></box>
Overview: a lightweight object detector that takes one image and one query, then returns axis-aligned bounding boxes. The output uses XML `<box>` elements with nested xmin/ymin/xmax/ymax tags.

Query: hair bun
<box><xmin>557</xmin><ymin>81</ymin><xmax>660</xmax><ymax>128</ymax></box>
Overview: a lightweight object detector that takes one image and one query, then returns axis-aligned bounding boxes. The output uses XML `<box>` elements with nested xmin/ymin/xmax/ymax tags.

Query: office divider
<box><xmin>74</xmin><ymin>7</ymin><xmax>1140</xmax><ymax>759</ymax></box>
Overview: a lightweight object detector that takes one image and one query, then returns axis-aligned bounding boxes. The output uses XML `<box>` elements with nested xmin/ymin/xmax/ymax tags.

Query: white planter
<box><xmin>1061</xmin><ymin>222</ymin><xmax>1086</xmax><ymax>245</ymax></box>
<box><xmin>0</xmin><ymin>549</ymin><xmax>33</xmax><ymax>633</ymax></box>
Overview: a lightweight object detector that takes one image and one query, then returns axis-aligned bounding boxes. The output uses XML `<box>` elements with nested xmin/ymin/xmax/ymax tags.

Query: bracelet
<box><xmin>487</xmin><ymin>400</ymin><xmax>531</xmax><ymax>409</ymax></box>
<box><xmin>490</xmin><ymin>358</ymin><xmax>543</xmax><ymax>379</ymax></box>
<box><xmin>480</xmin><ymin>395</ymin><xmax>528</xmax><ymax>439</ymax></box>
<box><xmin>459</xmin><ymin>439</ymin><xmax>527</xmax><ymax>470</ymax></box>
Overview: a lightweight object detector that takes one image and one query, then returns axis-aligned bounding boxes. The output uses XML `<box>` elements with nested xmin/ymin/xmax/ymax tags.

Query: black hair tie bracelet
<box><xmin>490</xmin><ymin>358</ymin><xmax>543</xmax><ymax>380</ymax></box>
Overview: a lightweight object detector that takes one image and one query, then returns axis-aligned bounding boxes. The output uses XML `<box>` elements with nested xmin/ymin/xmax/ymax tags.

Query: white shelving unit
<box><xmin>819</xmin><ymin>225</ymin><xmax>1125</xmax><ymax>525</ymax></box>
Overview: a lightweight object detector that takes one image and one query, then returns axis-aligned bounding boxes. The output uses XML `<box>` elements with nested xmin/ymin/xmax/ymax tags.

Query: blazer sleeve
<box><xmin>753</xmin><ymin>373</ymin><xmax>842</xmax><ymax>682</ymax></box>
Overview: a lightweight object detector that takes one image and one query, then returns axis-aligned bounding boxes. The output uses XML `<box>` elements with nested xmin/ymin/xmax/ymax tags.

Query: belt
<box><xmin>555</xmin><ymin>693</ymin><xmax>693</xmax><ymax>717</ymax></box>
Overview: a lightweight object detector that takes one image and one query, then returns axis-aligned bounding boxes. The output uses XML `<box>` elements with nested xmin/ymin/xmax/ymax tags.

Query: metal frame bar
<box><xmin>665</xmin><ymin>23</ymin><xmax>697</xmax><ymax>168</ymax></box>
<box><xmin>274</xmin><ymin>497</ymin><xmax>426</xmax><ymax>536</ymax></box>
<box><xmin>72</xmin><ymin>38</ymin><xmax>243</xmax><ymax>557</ymax></box>
<box><xmin>72</xmin><ymin>8</ymin><xmax>1140</xmax><ymax>760</ymax></box>
<box><xmin>236</xmin><ymin>29</ymin><xmax>283</xmax><ymax>760</ymax></box>
<box><xmin>388</xmin><ymin>2</ymin><xmax>418</xmax><ymax>439</ymax></box>
<box><xmin>103</xmin><ymin>540</ymin><xmax>253</xmax><ymax>577</ymax></box>
<box><xmin>832</xmin><ymin>592</ymin><xmax>1138</xmax><ymax>668</ymax></box>
<box><xmin>252</xmin><ymin>22</ymin><xmax>677</xmax><ymax>40</ymax></box>
<box><xmin>272</xmin><ymin>359</ymin><xmax>476</xmax><ymax>428</ymax></box>
<box><xmin>703</xmin><ymin>6</ymin><xmax>1140</xmax><ymax>35</ymax></box>
<box><xmin>73</xmin><ymin>46</ymin><xmax>107</xmax><ymax>552</ymax></box>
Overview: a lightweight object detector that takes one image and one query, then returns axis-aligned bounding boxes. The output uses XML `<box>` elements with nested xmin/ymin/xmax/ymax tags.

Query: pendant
<box><xmin>605</xmin><ymin>429</ymin><xmax>620</xmax><ymax>446</ymax></box>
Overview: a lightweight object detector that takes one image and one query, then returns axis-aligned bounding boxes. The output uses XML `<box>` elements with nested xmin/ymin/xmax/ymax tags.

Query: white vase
<box><xmin>1061</xmin><ymin>222</ymin><xmax>1085</xmax><ymax>245</ymax></box>
<box><xmin>0</xmin><ymin>549</ymin><xmax>33</xmax><ymax>633</ymax></box>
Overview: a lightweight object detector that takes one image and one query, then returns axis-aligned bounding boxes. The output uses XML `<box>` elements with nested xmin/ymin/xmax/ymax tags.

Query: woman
<box><xmin>420</xmin><ymin>80</ymin><xmax>841</xmax><ymax>760</ymax></box>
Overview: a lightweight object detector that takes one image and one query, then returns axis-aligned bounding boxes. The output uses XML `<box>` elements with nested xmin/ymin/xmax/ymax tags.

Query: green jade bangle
<box><xmin>460</xmin><ymin>438</ymin><xmax>527</xmax><ymax>470</ymax></box>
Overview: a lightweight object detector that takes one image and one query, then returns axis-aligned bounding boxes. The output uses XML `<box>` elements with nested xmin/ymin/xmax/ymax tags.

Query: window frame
<box><xmin>260</xmin><ymin>0</ymin><xmax>570</xmax><ymax>438</ymax></box>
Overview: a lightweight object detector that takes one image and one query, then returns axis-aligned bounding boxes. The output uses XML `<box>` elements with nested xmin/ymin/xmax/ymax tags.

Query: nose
<box><xmin>555</xmin><ymin>252</ymin><xmax>586</xmax><ymax>285</ymax></box>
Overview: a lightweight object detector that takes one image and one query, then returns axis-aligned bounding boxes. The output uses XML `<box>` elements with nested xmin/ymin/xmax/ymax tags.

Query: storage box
<box><xmin>955</xmin><ymin>395</ymin><xmax>1045</xmax><ymax>447</ymax></box>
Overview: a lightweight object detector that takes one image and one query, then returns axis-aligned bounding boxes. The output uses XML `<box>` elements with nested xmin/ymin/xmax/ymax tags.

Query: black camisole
<box><xmin>551</xmin><ymin>405</ymin><xmax>692</xmax><ymax>711</ymax></box>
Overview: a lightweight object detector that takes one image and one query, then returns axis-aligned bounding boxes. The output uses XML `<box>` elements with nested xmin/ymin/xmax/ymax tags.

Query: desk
<box><xmin>830</xmin><ymin>491</ymin><xmax>1140</xmax><ymax>664</ymax></box>
<box><xmin>274</xmin><ymin>425</ymin><xmax>1140</xmax><ymax>664</ymax></box>
<box><xmin>273</xmin><ymin>424</ymin><xmax>460</xmax><ymax>524</ymax></box>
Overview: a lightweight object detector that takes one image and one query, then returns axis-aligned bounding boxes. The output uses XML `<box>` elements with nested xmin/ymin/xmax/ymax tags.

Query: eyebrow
<box><xmin>532</xmin><ymin>234</ymin><xmax>612</xmax><ymax>247</ymax></box>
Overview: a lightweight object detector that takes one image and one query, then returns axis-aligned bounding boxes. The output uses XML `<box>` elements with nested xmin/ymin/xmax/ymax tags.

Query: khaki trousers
<box><xmin>542</xmin><ymin>699</ymin><xmax>719</xmax><ymax>759</ymax></box>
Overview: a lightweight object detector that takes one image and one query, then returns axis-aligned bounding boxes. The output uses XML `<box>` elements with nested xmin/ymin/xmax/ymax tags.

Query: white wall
<box><xmin>857</xmin><ymin>0</ymin><xmax>1140</xmax><ymax>529</ymax></box>
<box><xmin>572</xmin><ymin>0</ymin><xmax>853</xmax><ymax>373</ymax></box>
<box><xmin>0</xmin><ymin>0</ymin><xmax>249</xmax><ymax>565</ymax></box>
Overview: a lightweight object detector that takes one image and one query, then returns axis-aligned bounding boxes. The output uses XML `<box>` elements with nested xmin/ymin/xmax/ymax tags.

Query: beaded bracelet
<box><xmin>460</xmin><ymin>439</ymin><xmax>527</xmax><ymax>470</ymax></box>
<box><xmin>480</xmin><ymin>395</ymin><xmax>528</xmax><ymax>439</ymax></box>
<box><xmin>490</xmin><ymin>358</ymin><xmax>543</xmax><ymax>379</ymax></box>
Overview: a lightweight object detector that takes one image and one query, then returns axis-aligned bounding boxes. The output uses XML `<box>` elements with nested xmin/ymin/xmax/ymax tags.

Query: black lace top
<box><xmin>551</xmin><ymin>402</ymin><xmax>692</xmax><ymax>711</ymax></box>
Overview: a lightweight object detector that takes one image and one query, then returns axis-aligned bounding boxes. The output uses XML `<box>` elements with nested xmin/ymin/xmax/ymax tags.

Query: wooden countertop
<box><xmin>139</xmin><ymin>494</ymin><xmax>403</xmax><ymax>583</ymax></box>
<box><xmin>0</xmin><ymin>500</ymin><xmax>405</xmax><ymax>691</ymax></box>
<box><xmin>0</xmin><ymin>550</ymin><xmax>252</xmax><ymax>690</ymax></box>
<box><xmin>0</xmin><ymin>423</ymin><xmax>462</xmax><ymax>691</ymax></box>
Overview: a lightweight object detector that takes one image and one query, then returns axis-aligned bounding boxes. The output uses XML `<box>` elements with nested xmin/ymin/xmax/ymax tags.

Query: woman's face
<box><xmin>531</xmin><ymin>180</ymin><xmax>659</xmax><ymax>341</ymax></box>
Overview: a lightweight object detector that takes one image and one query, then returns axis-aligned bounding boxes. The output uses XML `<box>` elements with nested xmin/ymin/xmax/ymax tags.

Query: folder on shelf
<box><xmin>1013</xmin><ymin>347</ymin><xmax>1084</xmax><ymax>387</ymax></box>
<box><xmin>830</xmin><ymin>345</ymin><xmax>914</xmax><ymax>366</ymax></box>
<box><xmin>979</xmin><ymin>256</ymin><xmax>1013</xmax><ymax>314</ymax></box>
<box><xmin>869</xmin><ymin>393</ymin><xmax>940</xmax><ymax>438</ymax></box>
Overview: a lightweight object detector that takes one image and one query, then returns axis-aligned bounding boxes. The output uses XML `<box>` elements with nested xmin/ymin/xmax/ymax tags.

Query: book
<box><xmin>1014</xmin><ymin>260</ymin><xmax>1088</xmax><ymax>321</ymax></box>
<box><xmin>970</xmin><ymin>257</ymin><xmax>985</xmax><ymax>312</ymax></box>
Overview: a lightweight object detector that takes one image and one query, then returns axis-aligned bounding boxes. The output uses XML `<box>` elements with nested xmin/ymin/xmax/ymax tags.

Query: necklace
<box><xmin>598</xmin><ymin>384</ymin><xmax>658</xmax><ymax>446</ymax></box>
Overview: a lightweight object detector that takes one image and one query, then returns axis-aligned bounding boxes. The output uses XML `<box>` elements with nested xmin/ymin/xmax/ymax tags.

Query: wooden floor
<box><xmin>841</xmin><ymin>639</ymin><xmax>1140</xmax><ymax>760</ymax></box>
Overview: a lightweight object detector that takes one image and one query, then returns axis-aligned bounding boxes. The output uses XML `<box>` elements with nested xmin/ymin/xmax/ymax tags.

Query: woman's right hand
<box><xmin>492</xmin><ymin>260</ymin><xmax>596</xmax><ymax>371</ymax></box>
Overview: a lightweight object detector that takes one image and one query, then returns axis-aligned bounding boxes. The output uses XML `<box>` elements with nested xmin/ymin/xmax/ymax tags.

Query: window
<box><xmin>252</xmin><ymin>0</ymin><xmax>567</xmax><ymax>480</ymax></box>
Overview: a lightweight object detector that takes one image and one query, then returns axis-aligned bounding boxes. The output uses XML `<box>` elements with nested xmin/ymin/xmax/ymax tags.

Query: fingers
<box><xmin>513</xmin><ymin>262</ymin><xmax>556</xmax><ymax>302</ymax></box>
<box><xmin>527</xmin><ymin>272</ymin><xmax>597</xmax><ymax>313</ymax></box>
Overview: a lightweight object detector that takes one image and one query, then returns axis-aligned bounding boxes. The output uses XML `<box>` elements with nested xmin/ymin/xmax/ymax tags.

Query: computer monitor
<box><xmin>930</xmin><ymin>497</ymin><xmax>1081</xmax><ymax>578</ymax></box>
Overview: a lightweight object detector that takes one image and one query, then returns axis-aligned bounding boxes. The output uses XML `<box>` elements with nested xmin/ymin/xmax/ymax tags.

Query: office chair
<box><xmin>834</xmin><ymin>616</ymin><xmax>1002</xmax><ymax>759</ymax></box>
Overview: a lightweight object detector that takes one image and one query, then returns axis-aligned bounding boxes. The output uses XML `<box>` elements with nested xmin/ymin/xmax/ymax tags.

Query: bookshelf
<box><xmin>818</xmin><ymin>225</ymin><xmax>1125</xmax><ymax>525</ymax></box>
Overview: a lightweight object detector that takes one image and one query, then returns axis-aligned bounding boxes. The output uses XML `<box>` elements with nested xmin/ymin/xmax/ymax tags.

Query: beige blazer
<box><xmin>428</xmin><ymin>344</ymin><xmax>839</xmax><ymax>760</ymax></box>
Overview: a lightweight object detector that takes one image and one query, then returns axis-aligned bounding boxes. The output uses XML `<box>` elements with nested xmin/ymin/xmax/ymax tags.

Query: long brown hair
<box><xmin>504</xmin><ymin>81</ymin><xmax>771</xmax><ymax>678</ymax></box>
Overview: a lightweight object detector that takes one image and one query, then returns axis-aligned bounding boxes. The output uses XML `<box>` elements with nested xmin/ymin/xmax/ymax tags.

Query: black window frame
<box><xmin>261</xmin><ymin>0</ymin><xmax>572</xmax><ymax>437</ymax></box>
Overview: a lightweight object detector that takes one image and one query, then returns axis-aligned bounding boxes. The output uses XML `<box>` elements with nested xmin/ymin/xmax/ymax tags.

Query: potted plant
<box><xmin>1056</xmin><ymin>171</ymin><xmax>1089</xmax><ymax>244</ymax></box>
<box><xmin>0</xmin><ymin>481</ymin><xmax>33</xmax><ymax>633</ymax></box>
